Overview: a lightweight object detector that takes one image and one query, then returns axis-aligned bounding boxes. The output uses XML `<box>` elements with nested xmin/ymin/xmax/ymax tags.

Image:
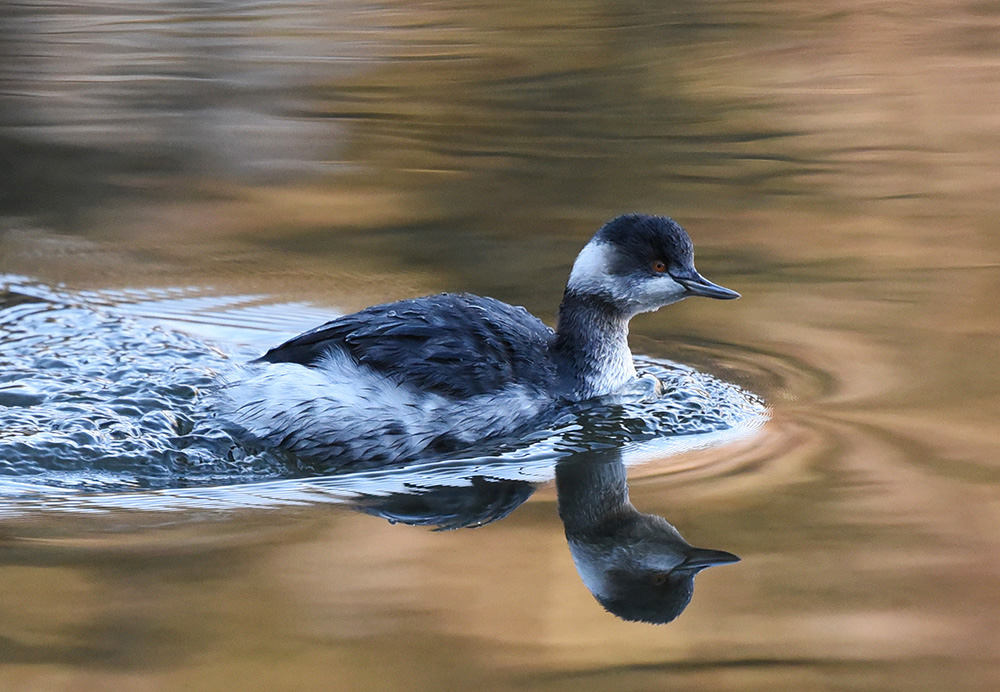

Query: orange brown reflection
<box><xmin>1</xmin><ymin>0</ymin><xmax>1000</xmax><ymax>690</ymax></box>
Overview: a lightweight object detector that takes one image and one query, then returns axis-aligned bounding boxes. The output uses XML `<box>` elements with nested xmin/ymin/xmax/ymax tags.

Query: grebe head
<box><xmin>566</xmin><ymin>214</ymin><xmax>739</xmax><ymax>316</ymax></box>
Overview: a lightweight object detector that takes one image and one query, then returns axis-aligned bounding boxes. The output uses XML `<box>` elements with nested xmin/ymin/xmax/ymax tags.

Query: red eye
<box><xmin>652</xmin><ymin>260</ymin><xmax>667</xmax><ymax>273</ymax></box>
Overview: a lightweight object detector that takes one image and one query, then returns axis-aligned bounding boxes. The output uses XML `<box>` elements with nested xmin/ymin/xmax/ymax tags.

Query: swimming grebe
<box><xmin>227</xmin><ymin>214</ymin><xmax>739</xmax><ymax>465</ymax></box>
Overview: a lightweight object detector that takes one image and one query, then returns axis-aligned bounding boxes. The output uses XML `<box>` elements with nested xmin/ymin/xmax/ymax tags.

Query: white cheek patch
<box><xmin>568</xmin><ymin>539</ymin><xmax>611</xmax><ymax>600</ymax></box>
<box><xmin>642</xmin><ymin>274</ymin><xmax>686</xmax><ymax>301</ymax></box>
<box><xmin>567</xmin><ymin>241</ymin><xmax>690</xmax><ymax>314</ymax></box>
<box><xmin>623</xmin><ymin>274</ymin><xmax>687</xmax><ymax>314</ymax></box>
<box><xmin>567</xmin><ymin>240</ymin><xmax>616</xmax><ymax>293</ymax></box>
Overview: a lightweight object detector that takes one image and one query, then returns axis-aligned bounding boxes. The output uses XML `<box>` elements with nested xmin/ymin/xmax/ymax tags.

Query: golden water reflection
<box><xmin>2</xmin><ymin>1</ymin><xmax>1000</xmax><ymax>691</ymax></box>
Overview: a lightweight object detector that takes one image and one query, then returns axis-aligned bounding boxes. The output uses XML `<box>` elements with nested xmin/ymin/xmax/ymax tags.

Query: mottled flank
<box><xmin>226</xmin><ymin>349</ymin><xmax>556</xmax><ymax>467</ymax></box>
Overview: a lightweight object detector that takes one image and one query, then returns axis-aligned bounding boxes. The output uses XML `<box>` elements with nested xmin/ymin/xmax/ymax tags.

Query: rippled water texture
<box><xmin>2</xmin><ymin>2</ymin><xmax>1000</xmax><ymax>691</ymax></box>
<box><xmin>0</xmin><ymin>276</ymin><xmax>765</xmax><ymax>509</ymax></box>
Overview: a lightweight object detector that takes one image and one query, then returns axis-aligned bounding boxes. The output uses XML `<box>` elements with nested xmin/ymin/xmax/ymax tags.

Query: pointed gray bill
<box><xmin>674</xmin><ymin>271</ymin><xmax>741</xmax><ymax>300</ymax></box>
<box><xmin>679</xmin><ymin>547</ymin><xmax>741</xmax><ymax>572</ymax></box>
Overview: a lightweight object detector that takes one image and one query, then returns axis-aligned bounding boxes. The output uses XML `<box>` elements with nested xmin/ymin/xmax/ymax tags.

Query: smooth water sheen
<box><xmin>2</xmin><ymin>2</ymin><xmax>1000</xmax><ymax>691</ymax></box>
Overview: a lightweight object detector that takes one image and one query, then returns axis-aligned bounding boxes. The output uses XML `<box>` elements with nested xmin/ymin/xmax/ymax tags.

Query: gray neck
<box><xmin>555</xmin><ymin>452</ymin><xmax>635</xmax><ymax>536</ymax></box>
<box><xmin>555</xmin><ymin>452</ymin><xmax>642</xmax><ymax>601</ymax></box>
<box><xmin>554</xmin><ymin>291</ymin><xmax>637</xmax><ymax>400</ymax></box>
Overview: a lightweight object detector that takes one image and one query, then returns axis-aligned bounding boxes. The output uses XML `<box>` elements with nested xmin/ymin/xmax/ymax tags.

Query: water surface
<box><xmin>2</xmin><ymin>2</ymin><xmax>1000</xmax><ymax>691</ymax></box>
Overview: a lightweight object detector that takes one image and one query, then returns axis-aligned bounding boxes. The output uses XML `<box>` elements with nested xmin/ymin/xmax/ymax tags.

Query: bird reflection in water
<box><xmin>351</xmin><ymin>474</ymin><xmax>536</xmax><ymax>531</ymax></box>
<box><xmin>347</xmin><ymin>447</ymin><xmax>738</xmax><ymax>624</ymax></box>
<box><xmin>556</xmin><ymin>450</ymin><xmax>738</xmax><ymax>624</ymax></box>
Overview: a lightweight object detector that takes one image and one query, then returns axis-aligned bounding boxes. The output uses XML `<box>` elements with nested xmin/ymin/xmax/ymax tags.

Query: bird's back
<box><xmin>258</xmin><ymin>292</ymin><xmax>558</xmax><ymax>398</ymax></box>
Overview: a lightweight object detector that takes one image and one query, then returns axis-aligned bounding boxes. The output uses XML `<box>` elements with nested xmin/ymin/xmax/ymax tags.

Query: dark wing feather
<box><xmin>256</xmin><ymin>293</ymin><xmax>557</xmax><ymax>398</ymax></box>
<box><xmin>352</xmin><ymin>477</ymin><xmax>537</xmax><ymax>530</ymax></box>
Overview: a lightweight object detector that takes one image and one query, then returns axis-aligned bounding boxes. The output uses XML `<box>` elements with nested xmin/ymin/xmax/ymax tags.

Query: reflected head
<box><xmin>594</xmin><ymin>546</ymin><xmax>740</xmax><ymax>624</ymax></box>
